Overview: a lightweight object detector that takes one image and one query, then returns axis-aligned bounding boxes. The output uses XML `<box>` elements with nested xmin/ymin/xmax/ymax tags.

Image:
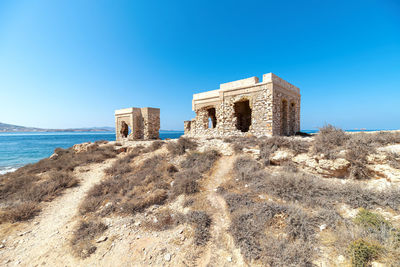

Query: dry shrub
<box><xmin>386</xmin><ymin>152</ymin><xmax>400</xmax><ymax>169</ymax></box>
<box><xmin>180</xmin><ymin>150</ymin><xmax>221</xmax><ymax>173</ymax></box>
<box><xmin>70</xmin><ymin>220</ymin><xmax>108</xmax><ymax>258</ymax></box>
<box><xmin>167</xmin><ymin>137</ymin><xmax>197</xmax><ymax>155</ymax></box>
<box><xmin>0</xmin><ymin>171</ymin><xmax>78</xmax><ymax>223</ymax></box>
<box><xmin>345</xmin><ymin>134</ymin><xmax>375</xmax><ymax>179</ymax></box>
<box><xmin>1</xmin><ymin>202</ymin><xmax>41</xmax><ymax>223</ymax></box>
<box><xmin>142</xmin><ymin>140</ymin><xmax>165</xmax><ymax>153</ymax></box>
<box><xmin>105</xmin><ymin>152</ymin><xmax>138</xmax><ymax>177</ymax></box>
<box><xmin>186</xmin><ymin>211</ymin><xmax>211</xmax><ymax>246</ymax></box>
<box><xmin>171</xmin><ymin>170</ymin><xmax>201</xmax><ymax>197</ymax></box>
<box><xmin>25</xmin><ymin>171</ymin><xmax>78</xmax><ymax>202</ymax></box>
<box><xmin>121</xmin><ymin>189</ymin><xmax>168</xmax><ymax>214</ymax></box>
<box><xmin>144</xmin><ymin>209</ymin><xmax>186</xmax><ymax>231</ymax></box>
<box><xmin>79</xmin><ymin>155</ymin><xmax>172</xmax><ymax>216</ymax></box>
<box><xmin>313</xmin><ymin>124</ymin><xmax>348</xmax><ymax>159</ymax></box>
<box><xmin>232</xmin><ymin>157</ymin><xmax>400</xmax><ymax>210</ymax></box>
<box><xmin>223</xmin><ymin>193</ymin><xmax>315</xmax><ymax>265</ymax></box>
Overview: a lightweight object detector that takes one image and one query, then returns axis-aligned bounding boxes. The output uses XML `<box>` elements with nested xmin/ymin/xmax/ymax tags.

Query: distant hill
<box><xmin>0</xmin><ymin>122</ymin><xmax>114</xmax><ymax>132</ymax></box>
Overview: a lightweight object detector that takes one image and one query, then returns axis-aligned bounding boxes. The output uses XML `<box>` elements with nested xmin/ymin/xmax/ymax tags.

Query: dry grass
<box><xmin>142</xmin><ymin>140</ymin><xmax>165</xmax><ymax>153</ymax></box>
<box><xmin>0</xmin><ymin>144</ymin><xmax>118</xmax><ymax>223</ymax></box>
<box><xmin>312</xmin><ymin>125</ymin><xmax>400</xmax><ymax>179</ymax></box>
<box><xmin>167</xmin><ymin>137</ymin><xmax>197</xmax><ymax>155</ymax></box>
<box><xmin>217</xmin><ymin>155</ymin><xmax>400</xmax><ymax>265</ymax></box>
<box><xmin>70</xmin><ymin>220</ymin><xmax>108</xmax><ymax>258</ymax></box>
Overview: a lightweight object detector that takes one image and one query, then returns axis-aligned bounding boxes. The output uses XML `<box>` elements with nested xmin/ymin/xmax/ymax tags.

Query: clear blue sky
<box><xmin>0</xmin><ymin>0</ymin><xmax>399</xmax><ymax>130</ymax></box>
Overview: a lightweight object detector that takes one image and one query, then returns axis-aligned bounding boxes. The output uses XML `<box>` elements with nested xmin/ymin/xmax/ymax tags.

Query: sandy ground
<box><xmin>0</xmin><ymin>153</ymin><xmax>246</xmax><ymax>267</ymax></box>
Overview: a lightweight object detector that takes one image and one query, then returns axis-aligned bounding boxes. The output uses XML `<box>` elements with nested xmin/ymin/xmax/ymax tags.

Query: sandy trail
<box><xmin>0</xmin><ymin>159</ymin><xmax>116</xmax><ymax>267</ymax></box>
<box><xmin>198</xmin><ymin>155</ymin><xmax>246</xmax><ymax>267</ymax></box>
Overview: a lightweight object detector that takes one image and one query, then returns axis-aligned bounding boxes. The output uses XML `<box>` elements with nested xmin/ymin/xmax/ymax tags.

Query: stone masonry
<box><xmin>115</xmin><ymin>107</ymin><xmax>160</xmax><ymax>141</ymax></box>
<box><xmin>184</xmin><ymin>73</ymin><xmax>300</xmax><ymax>138</ymax></box>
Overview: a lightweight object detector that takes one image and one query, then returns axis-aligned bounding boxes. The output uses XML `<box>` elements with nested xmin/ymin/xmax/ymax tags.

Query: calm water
<box><xmin>0</xmin><ymin>131</ymin><xmax>184</xmax><ymax>174</ymax></box>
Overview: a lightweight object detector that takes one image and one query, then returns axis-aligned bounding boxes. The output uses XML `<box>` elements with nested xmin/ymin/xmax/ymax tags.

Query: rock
<box><xmin>134</xmin><ymin>221</ymin><xmax>141</xmax><ymax>227</ymax></box>
<box><xmin>227</xmin><ymin>256</ymin><xmax>232</xmax><ymax>262</ymax></box>
<box><xmin>72</xmin><ymin>143</ymin><xmax>96</xmax><ymax>153</ymax></box>
<box><xmin>337</xmin><ymin>255</ymin><xmax>345</xmax><ymax>263</ymax></box>
<box><xmin>0</xmin><ymin>244</ymin><xmax>4</xmax><ymax>249</ymax></box>
<box><xmin>49</xmin><ymin>153</ymin><xmax>58</xmax><ymax>160</ymax></box>
<box><xmin>96</xmin><ymin>236</ymin><xmax>108</xmax><ymax>243</ymax></box>
<box><xmin>270</xmin><ymin>150</ymin><xmax>294</xmax><ymax>165</ymax></box>
<box><xmin>117</xmin><ymin>147</ymin><xmax>127</xmax><ymax>153</ymax></box>
<box><xmin>164</xmin><ymin>253</ymin><xmax>171</xmax><ymax>262</ymax></box>
<box><xmin>371</xmin><ymin>262</ymin><xmax>385</xmax><ymax>267</ymax></box>
<box><xmin>33</xmin><ymin>222</ymin><xmax>39</xmax><ymax>225</ymax></box>
<box><xmin>319</xmin><ymin>224</ymin><xmax>327</xmax><ymax>231</ymax></box>
<box><xmin>181</xmin><ymin>236</ymin><xmax>185</xmax><ymax>241</ymax></box>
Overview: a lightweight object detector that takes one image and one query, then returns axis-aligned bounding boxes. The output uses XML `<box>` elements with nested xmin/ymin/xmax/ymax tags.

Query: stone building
<box><xmin>184</xmin><ymin>73</ymin><xmax>300</xmax><ymax>138</ymax></box>
<box><xmin>115</xmin><ymin>107</ymin><xmax>160</xmax><ymax>141</ymax></box>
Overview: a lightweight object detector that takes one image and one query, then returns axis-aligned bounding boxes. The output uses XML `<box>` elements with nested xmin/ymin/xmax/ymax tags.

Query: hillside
<box><xmin>0</xmin><ymin>127</ymin><xmax>400</xmax><ymax>266</ymax></box>
<box><xmin>0</xmin><ymin>122</ymin><xmax>113</xmax><ymax>132</ymax></box>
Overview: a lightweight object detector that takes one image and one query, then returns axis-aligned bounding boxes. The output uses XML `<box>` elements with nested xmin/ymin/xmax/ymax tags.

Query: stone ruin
<box><xmin>184</xmin><ymin>73</ymin><xmax>300</xmax><ymax>137</ymax></box>
<box><xmin>115</xmin><ymin>107</ymin><xmax>160</xmax><ymax>141</ymax></box>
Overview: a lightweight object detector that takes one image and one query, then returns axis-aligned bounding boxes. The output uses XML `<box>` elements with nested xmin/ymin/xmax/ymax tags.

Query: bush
<box><xmin>180</xmin><ymin>150</ymin><xmax>221</xmax><ymax>173</ymax></box>
<box><xmin>348</xmin><ymin>239</ymin><xmax>382</xmax><ymax>267</ymax></box>
<box><xmin>312</xmin><ymin>124</ymin><xmax>348</xmax><ymax>159</ymax></box>
<box><xmin>80</xmin><ymin>155</ymin><xmax>173</xmax><ymax>216</ymax></box>
<box><xmin>171</xmin><ymin>170</ymin><xmax>201</xmax><ymax>197</ymax></box>
<box><xmin>105</xmin><ymin>152</ymin><xmax>137</xmax><ymax>176</ymax></box>
<box><xmin>143</xmin><ymin>141</ymin><xmax>165</xmax><ymax>153</ymax></box>
<box><xmin>70</xmin><ymin>220</ymin><xmax>108</xmax><ymax>258</ymax></box>
<box><xmin>186</xmin><ymin>211</ymin><xmax>211</xmax><ymax>246</ymax></box>
<box><xmin>231</xmin><ymin>157</ymin><xmax>400</xmax><ymax>210</ymax></box>
<box><xmin>355</xmin><ymin>208</ymin><xmax>391</xmax><ymax>233</ymax></box>
<box><xmin>167</xmin><ymin>137</ymin><xmax>197</xmax><ymax>155</ymax></box>
<box><xmin>1</xmin><ymin>202</ymin><xmax>41</xmax><ymax>223</ymax></box>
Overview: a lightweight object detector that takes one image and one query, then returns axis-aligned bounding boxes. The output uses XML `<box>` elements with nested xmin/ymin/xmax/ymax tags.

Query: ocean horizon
<box><xmin>0</xmin><ymin>131</ymin><xmax>184</xmax><ymax>175</ymax></box>
<box><xmin>0</xmin><ymin>129</ymin><xmax>396</xmax><ymax>175</ymax></box>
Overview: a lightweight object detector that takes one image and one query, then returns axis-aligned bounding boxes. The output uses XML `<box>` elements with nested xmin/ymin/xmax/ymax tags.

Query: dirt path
<box><xmin>0</xmin><ymin>158</ymin><xmax>116</xmax><ymax>267</ymax></box>
<box><xmin>198</xmin><ymin>155</ymin><xmax>247</xmax><ymax>267</ymax></box>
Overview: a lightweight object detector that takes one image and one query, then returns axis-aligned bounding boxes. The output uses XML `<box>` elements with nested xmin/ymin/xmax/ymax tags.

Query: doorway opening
<box><xmin>234</xmin><ymin>100</ymin><xmax>252</xmax><ymax>132</ymax></box>
<box><xmin>207</xmin><ymin>107</ymin><xmax>217</xmax><ymax>129</ymax></box>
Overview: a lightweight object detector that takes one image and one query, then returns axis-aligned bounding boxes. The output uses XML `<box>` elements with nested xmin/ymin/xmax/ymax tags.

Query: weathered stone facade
<box><xmin>184</xmin><ymin>73</ymin><xmax>300</xmax><ymax>138</ymax></box>
<box><xmin>115</xmin><ymin>107</ymin><xmax>160</xmax><ymax>141</ymax></box>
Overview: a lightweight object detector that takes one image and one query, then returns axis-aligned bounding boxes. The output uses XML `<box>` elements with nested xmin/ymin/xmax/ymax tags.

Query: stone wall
<box><xmin>185</xmin><ymin>73</ymin><xmax>300</xmax><ymax>138</ymax></box>
<box><xmin>115</xmin><ymin>107</ymin><xmax>160</xmax><ymax>141</ymax></box>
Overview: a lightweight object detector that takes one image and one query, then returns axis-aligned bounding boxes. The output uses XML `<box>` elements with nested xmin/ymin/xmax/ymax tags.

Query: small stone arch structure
<box><xmin>184</xmin><ymin>73</ymin><xmax>300</xmax><ymax>137</ymax></box>
<box><xmin>115</xmin><ymin>107</ymin><xmax>160</xmax><ymax>141</ymax></box>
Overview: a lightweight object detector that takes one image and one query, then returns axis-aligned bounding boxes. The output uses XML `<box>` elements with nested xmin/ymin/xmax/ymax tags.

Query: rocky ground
<box><xmin>0</xmin><ymin>129</ymin><xmax>400</xmax><ymax>266</ymax></box>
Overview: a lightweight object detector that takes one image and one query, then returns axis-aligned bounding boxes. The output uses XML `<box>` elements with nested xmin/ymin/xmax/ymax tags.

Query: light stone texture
<box><xmin>115</xmin><ymin>107</ymin><xmax>160</xmax><ymax>141</ymax></box>
<box><xmin>184</xmin><ymin>72</ymin><xmax>300</xmax><ymax>138</ymax></box>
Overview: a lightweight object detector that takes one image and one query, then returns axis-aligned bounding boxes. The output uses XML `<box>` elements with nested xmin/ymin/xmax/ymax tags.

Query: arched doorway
<box><xmin>120</xmin><ymin>121</ymin><xmax>129</xmax><ymax>138</ymax></box>
<box><xmin>234</xmin><ymin>100</ymin><xmax>252</xmax><ymax>132</ymax></box>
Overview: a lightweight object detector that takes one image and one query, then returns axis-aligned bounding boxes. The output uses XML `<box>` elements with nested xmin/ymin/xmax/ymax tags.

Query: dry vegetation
<box><xmin>72</xmin><ymin>139</ymin><xmax>220</xmax><ymax>257</ymax></box>
<box><xmin>0</xmin><ymin>143</ymin><xmax>118</xmax><ymax>223</ymax></box>
<box><xmin>218</xmin><ymin>126</ymin><xmax>400</xmax><ymax>266</ymax></box>
<box><xmin>3</xmin><ymin>126</ymin><xmax>400</xmax><ymax>266</ymax></box>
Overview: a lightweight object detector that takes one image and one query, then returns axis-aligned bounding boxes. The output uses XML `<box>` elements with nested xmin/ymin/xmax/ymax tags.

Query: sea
<box><xmin>0</xmin><ymin>131</ymin><xmax>184</xmax><ymax>175</ymax></box>
<box><xmin>0</xmin><ymin>129</ymin><xmax>387</xmax><ymax>175</ymax></box>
